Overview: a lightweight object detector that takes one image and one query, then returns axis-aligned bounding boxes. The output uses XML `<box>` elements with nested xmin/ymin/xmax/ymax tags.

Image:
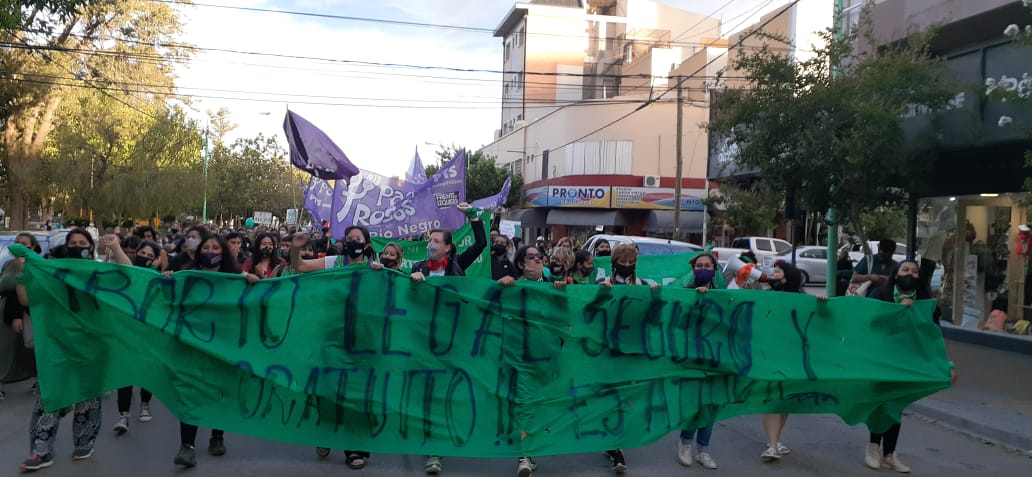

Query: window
<box><xmin>773</xmin><ymin>240</ymin><xmax>792</xmax><ymax>254</ymax></box>
<box><xmin>731</xmin><ymin>238</ymin><xmax>749</xmax><ymax>249</ymax></box>
<box><xmin>755</xmin><ymin>240</ymin><xmax>774</xmax><ymax>252</ymax></box>
<box><xmin>800</xmin><ymin>249</ymin><xmax>827</xmax><ymax>259</ymax></box>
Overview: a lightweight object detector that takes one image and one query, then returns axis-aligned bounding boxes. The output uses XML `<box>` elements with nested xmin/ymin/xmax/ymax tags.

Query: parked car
<box><xmin>0</xmin><ymin>229</ymin><xmax>73</xmax><ymax>268</ymax></box>
<box><xmin>712</xmin><ymin>236</ymin><xmax>793</xmax><ymax>266</ymax></box>
<box><xmin>763</xmin><ymin>246</ymin><xmax>830</xmax><ymax>285</ymax></box>
<box><xmin>582</xmin><ymin>234</ymin><xmax>705</xmax><ymax>256</ymax></box>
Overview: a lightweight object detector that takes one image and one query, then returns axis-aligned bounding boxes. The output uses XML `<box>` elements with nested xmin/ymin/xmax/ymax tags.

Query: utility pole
<box><xmin>673</xmin><ymin>76</ymin><xmax>684</xmax><ymax>241</ymax></box>
<box><xmin>202</xmin><ymin>127</ymin><xmax>209</xmax><ymax>225</ymax></box>
<box><xmin>826</xmin><ymin>0</ymin><xmax>844</xmax><ymax>297</ymax></box>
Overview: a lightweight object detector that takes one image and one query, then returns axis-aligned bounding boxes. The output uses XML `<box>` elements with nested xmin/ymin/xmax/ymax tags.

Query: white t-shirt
<box><xmin>428</xmin><ymin>268</ymin><xmax>446</xmax><ymax>277</ymax></box>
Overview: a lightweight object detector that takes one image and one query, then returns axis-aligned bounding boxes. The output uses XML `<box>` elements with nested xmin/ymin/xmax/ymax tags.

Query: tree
<box><xmin>0</xmin><ymin>1</ymin><xmax>93</xmax><ymax>31</ymax></box>
<box><xmin>704</xmin><ymin>181</ymin><xmax>782</xmax><ymax>237</ymax></box>
<box><xmin>208</xmin><ymin>134</ymin><xmax>296</xmax><ymax>223</ymax></box>
<box><xmin>708</xmin><ymin>24</ymin><xmax>956</xmax><ymax>245</ymax></box>
<box><xmin>429</xmin><ymin>144</ymin><xmax>523</xmax><ymax>208</ymax></box>
<box><xmin>1</xmin><ymin>0</ymin><xmax>189</xmax><ymax>228</ymax></box>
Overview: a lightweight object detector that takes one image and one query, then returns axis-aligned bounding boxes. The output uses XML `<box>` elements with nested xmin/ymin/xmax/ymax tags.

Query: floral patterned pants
<box><xmin>28</xmin><ymin>395</ymin><xmax>101</xmax><ymax>458</ymax></box>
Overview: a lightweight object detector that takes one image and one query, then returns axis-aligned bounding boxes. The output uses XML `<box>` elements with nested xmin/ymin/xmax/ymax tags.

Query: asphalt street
<box><xmin>0</xmin><ymin>380</ymin><xmax>1028</xmax><ymax>476</ymax></box>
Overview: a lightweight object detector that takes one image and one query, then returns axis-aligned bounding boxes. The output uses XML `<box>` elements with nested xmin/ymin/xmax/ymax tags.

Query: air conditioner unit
<box><xmin>643</xmin><ymin>175</ymin><xmax>661</xmax><ymax>187</ymax></box>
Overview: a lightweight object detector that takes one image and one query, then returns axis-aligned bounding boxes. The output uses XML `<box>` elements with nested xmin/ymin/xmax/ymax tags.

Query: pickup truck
<box><xmin>712</xmin><ymin>236</ymin><xmax>793</xmax><ymax>266</ymax></box>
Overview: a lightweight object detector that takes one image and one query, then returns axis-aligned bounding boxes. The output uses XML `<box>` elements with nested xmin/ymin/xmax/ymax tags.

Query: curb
<box><xmin>907</xmin><ymin>401</ymin><xmax>1032</xmax><ymax>456</ymax></box>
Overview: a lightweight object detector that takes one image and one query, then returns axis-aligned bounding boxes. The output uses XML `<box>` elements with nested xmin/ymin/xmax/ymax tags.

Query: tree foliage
<box><xmin>708</xmin><ymin>25</ymin><xmax>956</xmax><ymax>241</ymax></box>
<box><xmin>428</xmin><ymin>145</ymin><xmax>523</xmax><ymax>208</ymax></box>
<box><xmin>704</xmin><ymin>182</ymin><xmax>782</xmax><ymax>237</ymax></box>
<box><xmin>208</xmin><ymin>134</ymin><xmax>299</xmax><ymax>223</ymax></box>
<box><xmin>1</xmin><ymin>0</ymin><xmax>189</xmax><ymax>228</ymax></box>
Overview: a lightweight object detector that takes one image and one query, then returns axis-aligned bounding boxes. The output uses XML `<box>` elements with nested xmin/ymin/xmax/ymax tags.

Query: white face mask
<box><xmin>185</xmin><ymin>237</ymin><xmax>200</xmax><ymax>251</ymax></box>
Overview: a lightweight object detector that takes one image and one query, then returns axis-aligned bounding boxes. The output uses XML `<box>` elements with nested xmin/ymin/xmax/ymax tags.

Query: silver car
<box><xmin>764</xmin><ymin>245</ymin><xmax>829</xmax><ymax>285</ymax></box>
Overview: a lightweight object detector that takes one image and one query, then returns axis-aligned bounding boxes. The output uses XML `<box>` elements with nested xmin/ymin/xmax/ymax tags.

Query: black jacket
<box><xmin>410</xmin><ymin>221</ymin><xmax>487</xmax><ymax>277</ymax></box>
<box><xmin>491</xmin><ymin>257</ymin><xmax>518</xmax><ymax>280</ymax></box>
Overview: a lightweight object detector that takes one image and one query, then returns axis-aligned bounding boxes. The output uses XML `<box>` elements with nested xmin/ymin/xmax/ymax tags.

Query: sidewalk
<box><xmin>906</xmin><ymin>338</ymin><xmax>1032</xmax><ymax>455</ymax></box>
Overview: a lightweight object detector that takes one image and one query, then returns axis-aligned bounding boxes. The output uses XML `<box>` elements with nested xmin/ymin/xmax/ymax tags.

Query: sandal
<box><xmin>346</xmin><ymin>452</ymin><xmax>367</xmax><ymax>469</ymax></box>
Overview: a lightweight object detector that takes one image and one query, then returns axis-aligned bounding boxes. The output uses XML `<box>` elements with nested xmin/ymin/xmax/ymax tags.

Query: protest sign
<box><xmin>12</xmin><ymin>245</ymin><xmax>951</xmax><ymax>458</ymax></box>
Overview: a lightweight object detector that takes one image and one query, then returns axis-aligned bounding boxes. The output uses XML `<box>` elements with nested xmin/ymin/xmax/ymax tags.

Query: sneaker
<box><xmin>208</xmin><ymin>437</ymin><xmax>226</xmax><ymax>456</ymax></box>
<box><xmin>138</xmin><ymin>403</ymin><xmax>152</xmax><ymax>422</ymax></box>
<box><xmin>775</xmin><ymin>442</ymin><xmax>791</xmax><ymax>455</ymax></box>
<box><xmin>882</xmin><ymin>453</ymin><xmax>911</xmax><ymax>473</ymax></box>
<box><xmin>174</xmin><ymin>445</ymin><xmax>196</xmax><ymax>468</ymax></box>
<box><xmin>20</xmin><ymin>455</ymin><xmax>54</xmax><ymax>471</ymax></box>
<box><xmin>71</xmin><ymin>448</ymin><xmax>94</xmax><ymax>461</ymax></box>
<box><xmin>761</xmin><ymin>446</ymin><xmax>780</xmax><ymax>462</ymax></box>
<box><xmin>606</xmin><ymin>450</ymin><xmax>627</xmax><ymax>473</ymax></box>
<box><xmin>864</xmin><ymin>443</ymin><xmax>883</xmax><ymax>470</ymax></box>
<box><xmin>0</xmin><ymin>390</ymin><xmax>6</xmax><ymax>399</ymax></box>
<box><xmin>424</xmin><ymin>456</ymin><xmax>442</xmax><ymax>475</ymax></box>
<box><xmin>677</xmin><ymin>439</ymin><xmax>693</xmax><ymax>466</ymax></box>
<box><xmin>113</xmin><ymin>413</ymin><xmax>129</xmax><ymax>434</ymax></box>
<box><xmin>696</xmin><ymin>451</ymin><xmax>718</xmax><ymax>469</ymax></box>
<box><xmin>516</xmin><ymin>457</ymin><xmax>536</xmax><ymax>477</ymax></box>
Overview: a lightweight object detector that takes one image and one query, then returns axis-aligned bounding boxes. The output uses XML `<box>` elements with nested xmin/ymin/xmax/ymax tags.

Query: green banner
<box><xmin>12</xmin><ymin>245</ymin><xmax>950</xmax><ymax>457</ymax></box>
<box><xmin>370</xmin><ymin>211</ymin><xmax>492</xmax><ymax>278</ymax></box>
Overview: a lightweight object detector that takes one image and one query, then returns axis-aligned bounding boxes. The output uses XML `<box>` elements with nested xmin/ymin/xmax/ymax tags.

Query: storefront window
<box><xmin>917</xmin><ymin>194</ymin><xmax>1030</xmax><ymax>335</ymax></box>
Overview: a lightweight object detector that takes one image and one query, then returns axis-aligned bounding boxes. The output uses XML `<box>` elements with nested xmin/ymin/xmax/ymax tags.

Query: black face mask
<box><xmin>580</xmin><ymin>266</ymin><xmax>594</xmax><ymax>276</ymax></box>
<box><xmin>549</xmin><ymin>263</ymin><xmax>566</xmax><ymax>277</ymax></box>
<box><xmin>380</xmin><ymin>257</ymin><xmax>398</xmax><ymax>269</ymax></box>
<box><xmin>133</xmin><ymin>255</ymin><xmax>154</xmax><ymax>268</ymax></box>
<box><xmin>896</xmin><ymin>275</ymin><xmax>918</xmax><ymax>292</ymax></box>
<box><xmin>301</xmin><ymin>253</ymin><xmax>315</xmax><ymax>260</ymax></box>
<box><xmin>491</xmin><ymin>245</ymin><xmax>507</xmax><ymax>257</ymax></box>
<box><xmin>258</xmin><ymin>247</ymin><xmax>275</xmax><ymax>258</ymax></box>
<box><xmin>614</xmin><ymin>263</ymin><xmax>635</xmax><ymax>278</ymax></box>
<box><xmin>345</xmin><ymin>240</ymin><xmax>365</xmax><ymax>258</ymax></box>
<box><xmin>770</xmin><ymin>280</ymin><xmax>785</xmax><ymax>291</ymax></box>
<box><xmin>596</xmin><ymin>250</ymin><xmax>611</xmax><ymax>257</ymax></box>
<box><xmin>66</xmin><ymin>246</ymin><xmax>91</xmax><ymax>260</ymax></box>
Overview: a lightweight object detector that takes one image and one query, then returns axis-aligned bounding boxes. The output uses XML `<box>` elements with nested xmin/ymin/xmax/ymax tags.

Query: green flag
<box><xmin>11</xmin><ymin>245</ymin><xmax>951</xmax><ymax>457</ymax></box>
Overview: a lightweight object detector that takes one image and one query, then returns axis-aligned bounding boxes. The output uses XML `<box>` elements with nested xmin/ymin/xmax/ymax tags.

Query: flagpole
<box><xmin>202</xmin><ymin>126</ymin><xmax>209</xmax><ymax>225</ymax></box>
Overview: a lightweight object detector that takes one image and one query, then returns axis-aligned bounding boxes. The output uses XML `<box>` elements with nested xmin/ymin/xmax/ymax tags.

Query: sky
<box><xmin>172</xmin><ymin>0</ymin><xmax>785</xmax><ymax>177</ymax></box>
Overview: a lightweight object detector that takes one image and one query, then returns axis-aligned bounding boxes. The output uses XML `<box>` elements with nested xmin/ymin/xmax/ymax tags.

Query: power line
<box><xmin>537</xmin><ymin>0</ymin><xmax>801</xmax><ymax>155</ymax></box>
<box><xmin>669</xmin><ymin>0</ymin><xmax>740</xmax><ymax>45</ymax></box>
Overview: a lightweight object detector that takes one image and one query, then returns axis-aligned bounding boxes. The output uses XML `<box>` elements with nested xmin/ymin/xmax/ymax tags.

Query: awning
<box><xmin>645</xmin><ymin>210</ymin><xmax>704</xmax><ymax>233</ymax></box>
<box><xmin>504</xmin><ymin>208</ymin><xmax>549</xmax><ymax>227</ymax></box>
<box><xmin>546</xmin><ymin>209</ymin><xmax>629</xmax><ymax>226</ymax></box>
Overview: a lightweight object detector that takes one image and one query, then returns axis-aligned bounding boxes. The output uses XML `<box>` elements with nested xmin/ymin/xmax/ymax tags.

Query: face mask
<box><xmin>693</xmin><ymin>268</ymin><xmax>716</xmax><ymax>285</ymax></box>
<box><xmin>259</xmin><ymin>246</ymin><xmax>275</xmax><ymax>257</ymax></box>
<box><xmin>301</xmin><ymin>253</ymin><xmax>315</xmax><ymax>260</ymax></box>
<box><xmin>380</xmin><ymin>257</ymin><xmax>398</xmax><ymax>269</ymax></box>
<box><xmin>770</xmin><ymin>280</ymin><xmax>785</xmax><ymax>291</ymax></box>
<box><xmin>66</xmin><ymin>246</ymin><xmax>91</xmax><ymax>260</ymax></box>
<box><xmin>580</xmin><ymin>266</ymin><xmax>594</xmax><ymax>276</ymax></box>
<box><xmin>597</xmin><ymin>249</ymin><xmax>611</xmax><ymax>257</ymax></box>
<box><xmin>133</xmin><ymin>255</ymin><xmax>154</xmax><ymax>268</ymax></box>
<box><xmin>199</xmin><ymin>252</ymin><xmax>222</xmax><ymax>268</ymax></box>
<box><xmin>345</xmin><ymin>240</ymin><xmax>365</xmax><ymax>258</ymax></box>
<box><xmin>614</xmin><ymin>263</ymin><xmax>635</xmax><ymax>278</ymax></box>
<box><xmin>185</xmin><ymin>237</ymin><xmax>200</xmax><ymax>251</ymax></box>
<box><xmin>491</xmin><ymin>245</ymin><xmax>507</xmax><ymax>257</ymax></box>
<box><xmin>896</xmin><ymin>275</ymin><xmax>918</xmax><ymax>292</ymax></box>
<box><xmin>427</xmin><ymin>242</ymin><xmax>447</xmax><ymax>260</ymax></box>
<box><xmin>549</xmin><ymin>263</ymin><xmax>566</xmax><ymax>277</ymax></box>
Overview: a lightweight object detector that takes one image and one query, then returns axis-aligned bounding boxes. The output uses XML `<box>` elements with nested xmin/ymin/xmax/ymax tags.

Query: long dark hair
<box><xmin>514</xmin><ymin>245</ymin><xmax>542</xmax><ymax>274</ymax></box>
<box><xmin>15</xmin><ymin>233</ymin><xmax>42</xmax><ymax>253</ymax></box>
<box><xmin>879</xmin><ymin>260</ymin><xmax>930</xmax><ymax>301</ymax></box>
<box><xmin>771</xmin><ymin>261</ymin><xmax>804</xmax><ymax>293</ymax></box>
<box><xmin>343</xmin><ymin>225</ymin><xmax>376</xmax><ymax>262</ymax></box>
<box><xmin>193</xmin><ymin>235</ymin><xmax>240</xmax><ymax>274</ymax></box>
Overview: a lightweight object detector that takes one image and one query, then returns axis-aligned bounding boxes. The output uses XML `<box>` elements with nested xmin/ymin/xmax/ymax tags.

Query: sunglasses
<box><xmin>524</xmin><ymin>253</ymin><xmax>544</xmax><ymax>261</ymax></box>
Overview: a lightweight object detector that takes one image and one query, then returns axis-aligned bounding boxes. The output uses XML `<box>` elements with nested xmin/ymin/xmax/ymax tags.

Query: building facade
<box><xmin>485</xmin><ymin>0</ymin><xmax>726</xmax><ymax>246</ymax></box>
<box><xmin>858</xmin><ymin>0</ymin><xmax>1032</xmax><ymax>338</ymax></box>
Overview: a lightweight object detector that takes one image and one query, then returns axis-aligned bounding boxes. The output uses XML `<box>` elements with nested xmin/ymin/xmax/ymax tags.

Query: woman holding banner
<box><xmin>863</xmin><ymin>259</ymin><xmax>957</xmax><ymax>473</ymax></box>
<box><xmin>409</xmin><ymin>203</ymin><xmax>486</xmax><ymax>283</ymax></box>
<box><xmin>16</xmin><ymin>230</ymin><xmax>115</xmax><ymax>472</ymax></box>
<box><xmin>758</xmin><ymin>261</ymin><xmax>805</xmax><ymax>462</ymax></box>
<box><xmin>172</xmin><ymin>234</ymin><xmax>238</xmax><ymax>468</ymax></box>
<box><xmin>677</xmin><ymin>252</ymin><xmax>721</xmax><ymax>470</ymax></box>
<box><xmin>408</xmin><ymin>203</ymin><xmax>486</xmax><ymax>475</ymax></box>
<box><xmin>288</xmin><ymin>225</ymin><xmax>380</xmax><ymax>469</ymax></box>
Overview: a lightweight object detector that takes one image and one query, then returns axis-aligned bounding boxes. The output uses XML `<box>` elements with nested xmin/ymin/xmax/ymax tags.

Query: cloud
<box><xmin>174</xmin><ymin>0</ymin><xmax>505</xmax><ymax>176</ymax></box>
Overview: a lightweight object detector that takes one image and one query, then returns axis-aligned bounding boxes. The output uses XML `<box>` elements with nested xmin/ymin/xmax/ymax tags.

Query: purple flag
<box><xmin>302</xmin><ymin>177</ymin><xmax>334</xmax><ymax>226</ymax></box>
<box><xmin>329</xmin><ymin>150</ymin><xmax>467</xmax><ymax>239</ymax></box>
<box><xmin>471</xmin><ymin>175</ymin><xmax>511</xmax><ymax>209</ymax></box>
<box><xmin>405</xmin><ymin>147</ymin><xmax>427</xmax><ymax>185</ymax></box>
<box><xmin>283</xmin><ymin>110</ymin><xmax>359</xmax><ymax>183</ymax></box>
